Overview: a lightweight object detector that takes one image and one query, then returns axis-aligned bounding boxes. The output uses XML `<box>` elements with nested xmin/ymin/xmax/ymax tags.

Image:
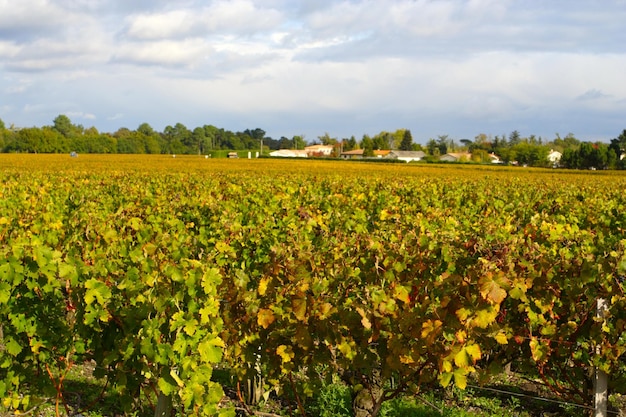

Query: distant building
<box><xmin>547</xmin><ymin>150</ymin><xmax>562</xmax><ymax>166</ymax></box>
<box><xmin>304</xmin><ymin>144</ymin><xmax>334</xmax><ymax>156</ymax></box>
<box><xmin>385</xmin><ymin>150</ymin><xmax>425</xmax><ymax>162</ymax></box>
<box><xmin>489</xmin><ymin>153</ymin><xmax>502</xmax><ymax>164</ymax></box>
<box><xmin>373</xmin><ymin>150</ymin><xmax>391</xmax><ymax>158</ymax></box>
<box><xmin>269</xmin><ymin>149</ymin><xmax>309</xmax><ymax>158</ymax></box>
<box><xmin>440</xmin><ymin>152</ymin><xmax>471</xmax><ymax>162</ymax></box>
<box><xmin>340</xmin><ymin>149</ymin><xmax>364</xmax><ymax>159</ymax></box>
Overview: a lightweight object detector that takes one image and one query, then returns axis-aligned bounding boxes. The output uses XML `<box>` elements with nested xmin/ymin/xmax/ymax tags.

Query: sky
<box><xmin>1</xmin><ymin>0</ymin><xmax>625</xmax><ymax>144</ymax></box>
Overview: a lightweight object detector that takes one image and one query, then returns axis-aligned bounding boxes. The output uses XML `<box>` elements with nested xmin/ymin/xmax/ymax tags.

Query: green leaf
<box><xmin>5</xmin><ymin>337</ymin><xmax>22</xmax><ymax>356</ymax></box>
<box><xmin>84</xmin><ymin>279</ymin><xmax>112</xmax><ymax>305</ymax></box>
<box><xmin>158</xmin><ymin>377</ymin><xmax>176</xmax><ymax>396</ymax></box>
<box><xmin>0</xmin><ymin>282</ymin><xmax>11</xmax><ymax>304</ymax></box>
<box><xmin>202</xmin><ymin>268</ymin><xmax>222</xmax><ymax>294</ymax></box>
<box><xmin>439</xmin><ymin>372</ymin><xmax>453</xmax><ymax>387</ymax></box>
<box><xmin>198</xmin><ymin>338</ymin><xmax>224</xmax><ymax>363</ymax></box>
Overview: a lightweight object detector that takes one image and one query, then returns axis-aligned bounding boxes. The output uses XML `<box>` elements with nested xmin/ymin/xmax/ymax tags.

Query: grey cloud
<box><xmin>577</xmin><ymin>89</ymin><xmax>610</xmax><ymax>101</ymax></box>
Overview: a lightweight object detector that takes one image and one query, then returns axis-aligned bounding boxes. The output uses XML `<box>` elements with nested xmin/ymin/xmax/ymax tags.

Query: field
<box><xmin>1</xmin><ymin>154</ymin><xmax>626</xmax><ymax>417</ymax></box>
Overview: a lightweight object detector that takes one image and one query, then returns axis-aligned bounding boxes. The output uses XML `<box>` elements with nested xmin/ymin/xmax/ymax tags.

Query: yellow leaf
<box><xmin>400</xmin><ymin>355</ymin><xmax>415</xmax><ymax>364</ymax></box>
<box><xmin>338</xmin><ymin>339</ymin><xmax>356</xmax><ymax>360</ymax></box>
<box><xmin>317</xmin><ymin>302</ymin><xmax>333</xmax><ymax>319</ymax></box>
<box><xmin>421</xmin><ymin>319</ymin><xmax>442</xmax><ymax>344</ymax></box>
<box><xmin>494</xmin><ymin>331</ymin><xmax>508</xmax><ymax>345</ymax></box>
<box><xmin>258</xmin><ymin>277</ymin><xmax>270</xmax><ymax>296</ymax></box>
<box><xmin>441</xmin><ymin>359</ymin><xmax>453</xmax><ymax>373</ymax></box>
<box><xmin>456</xmin><ymin>308</ymin><xmax>471</xmax><ymax>323</ymax></box>
<box><xmin>456</xmin><ymin>330</ymin><xmax>467</xmax><ymax>344</ymax></box>
<box><xmin>292</xmin><ymin>297</ymin><xmax>307</xmax><ymax>322</ymax></box>
<box><xmin>439</xmin><ymin>372</ymin><xmax>453</xmax><ymax>387</ymax></box>
<box><xmin>257</xmin><ymin>308</ymin><xmax>275</xmax><ymax>329</ymax></box>
<box><xmin>474</xmin><ymin>306</ymin><xmax>499</xmax><ymax>329</ymax></box>
<box><xmin>529</xmin><ymin>337</ymin><xmax>549</xmax><ymax>363</ymax></box>
<box><xmin>394</xmin><ymin>285</ymin><xmax>411</xmax><ymax>304</ymax></box>
<box><xmin>479</xmin><ymin>272</ymin><xmax>509</xmax><ymax>304</ymax></box>
<box><xmin>453</xmin><ymin>368</ymin><xmax>468</xmax><ymax>389</ymax></box>
<box><xmin>276</xmin><ymin>345</ymin><xmax>294</xmax><ymax>363</ymax></box>
<box><xmin>454</xmin><ymin>349</ymin><xmax>469</xmax><ymax>368</ymax></box>
<box><xmin>465</xmin><ymin>344</ymin><xmax>482</xmax><ymax>362</ymax></box>
<box><xmin>540</xmin><ymin>324</ymin><xmax>557</xmax><ymax>336</ymax></box>
<box><xmin>356</xmin><ymin>307</ymin><xmax>372</xmax><ymax>329</ymax></box>
<box><xmin>170</xmin><ymin>369</ymin><xmax>184</xmax><ymax>387</ymax></box>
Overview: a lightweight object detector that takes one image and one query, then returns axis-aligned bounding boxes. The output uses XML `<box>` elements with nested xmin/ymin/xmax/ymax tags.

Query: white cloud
<box><xmin>0</xmin><ymin>40</ymin><xmax>20</xmax><ymax>57</ymax></box>
<box><xmin>124</xmin><ymin>0</ymin><xmax>283</xmax><ymax>40</ymax></box>
<box><xmin>112</xmin><ymin>39</ymin><xmax>212</xmax><ymax>68</ymax></box>
<box><xmin>1</xmin><ymin>0</ymin><xmax>625</xmax><ymax>141</ymax></box>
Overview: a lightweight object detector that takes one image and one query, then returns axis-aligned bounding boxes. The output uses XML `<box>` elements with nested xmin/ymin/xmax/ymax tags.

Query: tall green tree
<box><xmin>292</xmin><ymin>135</ymin><xmax>306</xmax><ymax>150</ymax></box>
<box><xmin>399</xmin><ymin>129</ymin><xmax>413</xmax><ymax>151</ymax></box>
<box><xmin>318</xmin><ymin>132</ymin><xmax>337</xmax><ymax>146</ymax></box>
<box><xmin>361</xmin><ymin>135</ymin><xmax>374</xmax><ymax>157</ymax></box>
<box><xmin>0</xmin><ymin>118</ymin><xmax>6</xmax><ymax>151</ymax></box>
<box><xmin>52</xmin><ymin>114</ymin><xmax>82</xmax><ymax>138</ymax></box>
<box><xmin>436</xmin><ymin>135</ymin><xmax>449</xmax><ymax>155</ymax></box>
<box><xmin>426</xmin><ymin>138</ymin><xmax>439</xmax><ymax>156</ymax></box>
<box><xmin>508</xmin><ymin>130</ymin><xmax>521</xmax><ymax>146</ymax></box>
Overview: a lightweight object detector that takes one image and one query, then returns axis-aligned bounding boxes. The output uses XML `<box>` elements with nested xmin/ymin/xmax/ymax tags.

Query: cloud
<box><xmin>1</xmin><ymin>0</ymin><xmax>625</xmax><ymax>142</ymax></box>
<box><xmin>577</xmin><ymin>89</ymin><xmax>610</xmax><ymax>101</ymax></box>
<box><xmin>123</xmin><ymin>1</ymin><xmax>283</xmax><ymax>40</ymax></box>
<box><xmin>111</xmin><ymin>39</ymin><xmax>212</xmax><ymax>68</ymax></box>
<box><xmin>0</xmin><ymin>0</ymin><xmax>71</xmax><ymax>40</ymax></box>
<box><xmin>66</xmin><ymin>111</ymin><xmax>96</xmax><ymax>120</ymax></box>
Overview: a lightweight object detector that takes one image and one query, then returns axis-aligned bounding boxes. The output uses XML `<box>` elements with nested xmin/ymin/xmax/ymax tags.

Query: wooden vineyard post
<box><xmin>594</xmin><ymin>298</ymin><xmax>608</xmax><ymax>417</ymax></box>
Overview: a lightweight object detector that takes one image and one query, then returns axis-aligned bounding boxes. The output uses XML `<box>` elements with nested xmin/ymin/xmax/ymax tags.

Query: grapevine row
<box><xmin>1</xmin><ymin>156</ymin><xmax>625</xmax><ymax>416</ymax></box>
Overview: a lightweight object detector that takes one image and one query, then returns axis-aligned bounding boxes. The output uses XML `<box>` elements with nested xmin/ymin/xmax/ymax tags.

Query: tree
<box><xmin>137</xmin><ymin>122</ymin><xmax>155</xmax><ymax>136</ymax></box>
<box><xmin>292</xmin><ymin>135</ymin><xmax>306</xmax><ymax>150</ymax></box>
<box><xmin>508</xmin><ymin>130</ymin><xmax>521</xmax><ymax>146</ymax></box>
<box><xmin>192</xmin><ymin>127</ymin><xmax>208</xmax><ymax>154</ymax></box>
<box><xmin>344</xmin><ymin>136</ymin><xmax>358</xmax><ymax>152</ymax></box>
<box><xmin>318</xmin><ymin>132</ymin><xmax>337</xmax><ymax>146</ymax></box>
<box><xmin>426</xmin><ymin>139</ymin><xmax>439</xmax><ymax>156</ymax></box>
<box><xmin>436</xmin><ymin>135</ymin><xmax>449</xmax><ymax>155</ymax></box>
<box><xmin>361</xmin><ymin>135</ymin><xmax>374</xmax><ymax>157</ymax></box>
<box><xmin>163</xmin><ymin>124</ymin><xmax>191</xmax><ymax>154</ymax></box>
<box><xmin>473</xmin><ymin>133</ymin><xmax>491</xmax><ymax>150</ymax></box>
<box><xmin>52</xmin><ymin>114</ymin><xmax>82</xmax><ymax>138</ymax></box>
<box><xmin>0</xmin><ymin>118</ymin><xmax>6</xmax><ymax>151</ymax></box>
<box><xmin>609</xmin><ymin>129</ymin><xmax>626</xmax><ymax>163</ymax></box>
<box><xmin>460</xmin><ymin>139</ymin><xmax>473</xmax><ymax>151</ymax></box>
<box><xmin>399</xmin><ymin>130</ymin><xmax>413</xmax><ymax>151</ymax></box>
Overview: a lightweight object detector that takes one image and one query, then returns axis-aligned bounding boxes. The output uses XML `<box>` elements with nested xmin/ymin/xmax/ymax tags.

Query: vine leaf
<box><xmin>257</xmin><ymin>308</ymin><xmax>275</xmax><ymax>329</ymax></box>
<box><xmin>479</xmin><ymin>272</ymin><xmax>509</xmax><ymax>304</ymax></box>
<box><xmin>292</xmin><ymin>297</ymin><xmax>307</xmax><ymax>322</ymax></box>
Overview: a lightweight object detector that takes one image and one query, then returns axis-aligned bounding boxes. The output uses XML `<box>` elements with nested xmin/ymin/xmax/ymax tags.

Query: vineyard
<box><xmin>1</xmin><ymin>154</ymin><xmax>626</xmax><ymax>416</ymax></box>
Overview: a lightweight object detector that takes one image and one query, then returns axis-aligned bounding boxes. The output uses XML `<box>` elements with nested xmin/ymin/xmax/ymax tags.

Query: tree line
<box><xmin>1</xmin><ymin>115</ymin><xmax>625</xmax><ymax>169</ymax></box>
<box><xmin>0</xmin><ymin>115</ymin><xmax>304</xmax><ymax>155</ymax></box>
